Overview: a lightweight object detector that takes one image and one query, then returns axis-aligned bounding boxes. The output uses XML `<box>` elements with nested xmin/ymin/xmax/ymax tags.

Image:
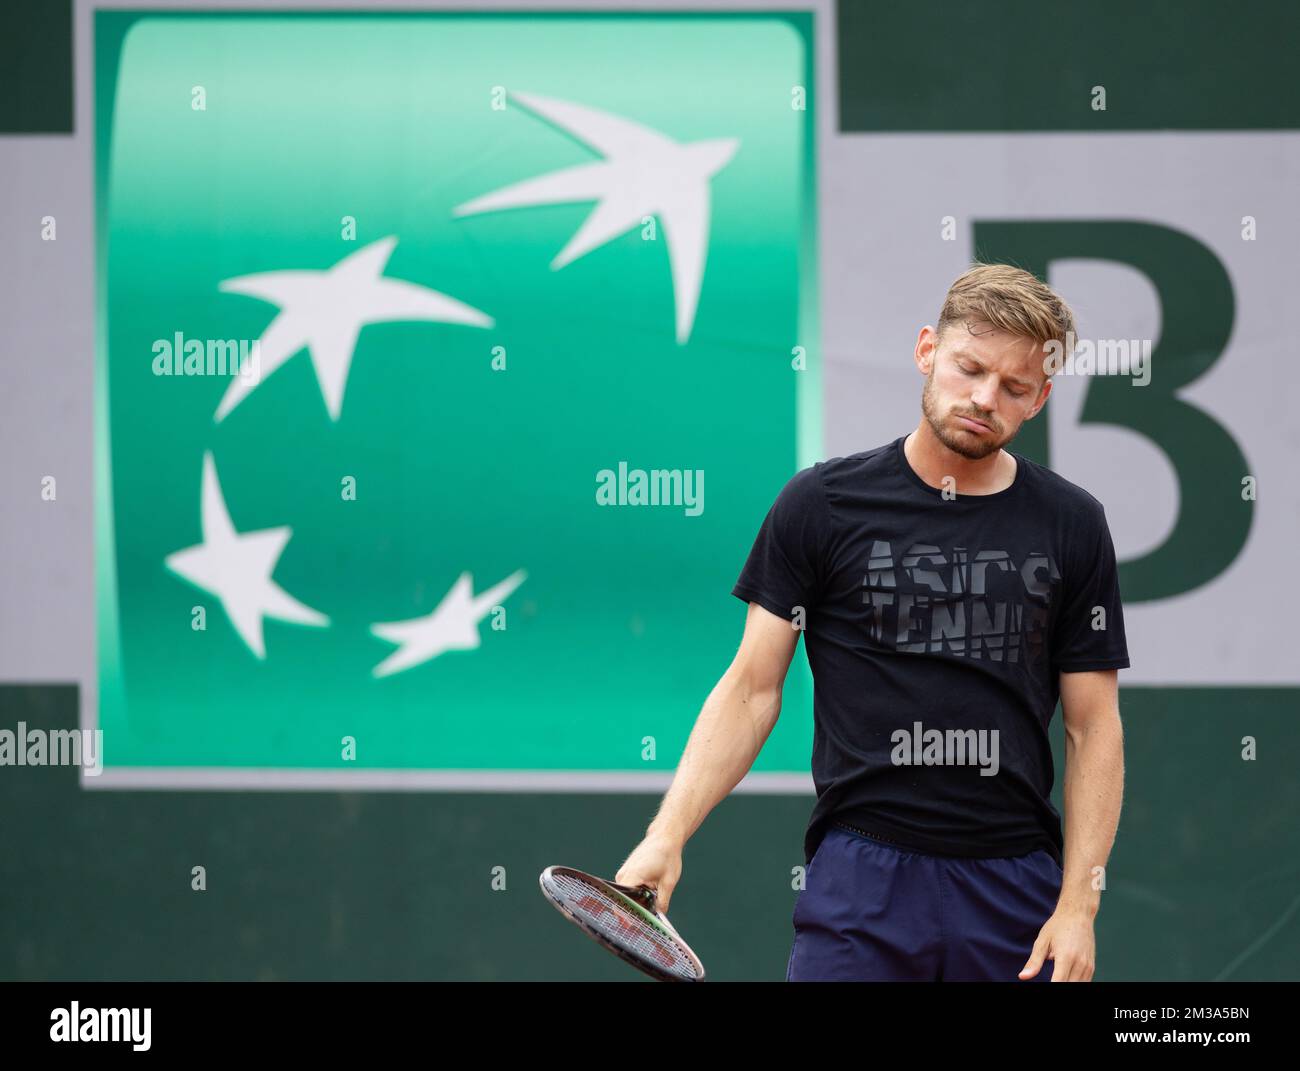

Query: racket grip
<box><xmin>610</xmin><ymin>880</ymin><xmax>659</xmax><ymax>911</ymax></box>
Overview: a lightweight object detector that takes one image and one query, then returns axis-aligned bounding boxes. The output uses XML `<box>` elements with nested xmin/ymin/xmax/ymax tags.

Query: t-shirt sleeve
<box><xmin>731</xmin><ymin>464</ymin><xmax>831</xmax><ymax>624</ymax></box>
<box><xmin>1051</xmin><ymin>503</ymin><xmax>1131</xmax><ymax>672</ymax></box>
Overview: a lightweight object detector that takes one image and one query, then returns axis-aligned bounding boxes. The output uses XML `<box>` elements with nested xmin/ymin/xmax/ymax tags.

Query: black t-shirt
<box><xmin>732</xmin><ymin>434</ymin><xmax>1130</xmax><ymax>868</ymax></box>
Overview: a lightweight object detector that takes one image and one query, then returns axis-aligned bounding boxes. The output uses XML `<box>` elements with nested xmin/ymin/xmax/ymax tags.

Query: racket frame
<box><xmin>538</xmin><ymin>865</ymin><xmax>705</xmax><ymax>982</ymax></box>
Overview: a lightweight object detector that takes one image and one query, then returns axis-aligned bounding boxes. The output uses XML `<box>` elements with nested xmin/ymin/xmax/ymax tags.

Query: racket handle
<box><xmin>609</xmin><ymin>880</ymin><xmax>659</xmax><ymax>910</ymax></box>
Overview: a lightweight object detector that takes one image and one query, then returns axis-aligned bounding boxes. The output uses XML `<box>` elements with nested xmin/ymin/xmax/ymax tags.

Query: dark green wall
<box><xmin>0</xmin><ymin>0</ymin><xmax>72</xmax><ymax>133</ymax></box>
<box><xmin>2</xmin><ymin>684</ymin><xmax>1295</xmax><ymax>980</ymax></box>
<box><xmin>838</xmin><ymin>0</ymin><xmax>1300</xmax><ymax>131</ymax></box>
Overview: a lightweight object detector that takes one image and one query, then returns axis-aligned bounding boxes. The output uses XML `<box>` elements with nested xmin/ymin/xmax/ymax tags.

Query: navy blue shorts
<box><xmin>787</xmin><ymin>824</ymin><xmax>1063</xmax><ymax>982</ymax></box>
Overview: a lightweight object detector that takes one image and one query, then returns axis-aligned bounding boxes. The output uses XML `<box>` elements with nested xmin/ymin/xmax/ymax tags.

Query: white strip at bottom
<box><xmin>81</xmin><ymin>767</ymin><xmax>816</xmax><ymax>793</ymax></box>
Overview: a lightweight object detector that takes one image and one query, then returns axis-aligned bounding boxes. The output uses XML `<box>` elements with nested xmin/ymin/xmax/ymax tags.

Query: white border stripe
<box><xmin>81</xmin><ymin>767</ymin><xmax>816</xmax><ymax>792</ymax></box>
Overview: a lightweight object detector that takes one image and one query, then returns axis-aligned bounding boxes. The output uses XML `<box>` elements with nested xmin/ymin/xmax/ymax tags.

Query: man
<box><xmin>615</xmin><ymin>263</ymin><xmax>1129</xmax><ymax>982</ymax></box>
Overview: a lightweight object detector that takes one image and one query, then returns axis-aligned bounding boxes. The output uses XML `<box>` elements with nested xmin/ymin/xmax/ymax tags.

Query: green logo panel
<box><xmin>95</xmin><ymin>12</ymin><xmax>817</xmax><ymax>779</ymax></box>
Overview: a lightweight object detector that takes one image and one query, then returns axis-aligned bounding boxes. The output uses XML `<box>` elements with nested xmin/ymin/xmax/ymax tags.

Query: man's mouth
<box><xmin>954</xmin><ymin>414</ymin><xmax>993</xmax><ymax>433</ymax></box>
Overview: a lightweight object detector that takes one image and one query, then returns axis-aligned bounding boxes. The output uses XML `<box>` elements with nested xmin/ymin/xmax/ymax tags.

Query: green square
<box><xmin>95</xmin><ymin>11</ymin><xmax>818</xmax><ymax>783</ymax></box>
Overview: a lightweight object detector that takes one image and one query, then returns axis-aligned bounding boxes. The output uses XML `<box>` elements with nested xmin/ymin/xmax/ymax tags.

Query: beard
<box><xmin>920</xmin><ymin>369</ymin><xmax>1017</xmax><ymax>460</ymax></box>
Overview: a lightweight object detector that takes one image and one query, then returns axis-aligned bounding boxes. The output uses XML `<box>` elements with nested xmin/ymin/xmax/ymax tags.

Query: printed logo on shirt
<box><xmin>862</xmin><ymin>540</ymin><xmax>1060</xmax><ymax>665</ymax></box>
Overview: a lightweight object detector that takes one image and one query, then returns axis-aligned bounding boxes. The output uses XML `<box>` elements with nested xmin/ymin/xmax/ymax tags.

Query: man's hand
<box><xmin>614</xmin><ymin>834</ymin><xmax>684</xmax><ymax>914</ymax></box>
<box><xmin>1019</xmin><ymin>906</ymin><xmax>1096</xmax><ymax>981</ymax></box>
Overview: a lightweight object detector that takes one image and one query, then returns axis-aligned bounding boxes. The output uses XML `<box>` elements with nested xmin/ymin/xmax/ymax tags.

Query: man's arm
<box><xmin>613</xmin><ymin>601</ymin><xmax>800</xmax><ymax>911</ymax></box>
<box><xmin>1020</xmin><ymin>667</ymin><xmax>1125</xmax><ymax>981</ymax></box>
<box><xmin>1058</xmin><ymin>668</ymin><xmax>1126</xmax><ymax>916</ymax></box>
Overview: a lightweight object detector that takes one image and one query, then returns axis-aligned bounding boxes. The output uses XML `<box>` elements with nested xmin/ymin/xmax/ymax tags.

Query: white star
<box><xmin>164</xmin><ymin>453</ymin><xmax>329</xmax><ymax>658</ymax></box>
<box><xmin>370</xmin><ymin>570</ymin><xmax>527</xmax><ymax>678</ymax></box>
<box><xmin>214</xmin><ymin>236</ymin><xmax>493</xmax><ymax>422</ymax></box>
<box><xmin>453</xmin><ymin>92</ymin><xmax>739</xmax><ymax>344</ymax></box>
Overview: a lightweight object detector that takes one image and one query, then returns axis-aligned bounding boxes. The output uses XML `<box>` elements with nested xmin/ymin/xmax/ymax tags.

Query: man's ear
<box><xmin>1029</xmin><ymin>377</ymin><xmax>1053</xmax><ymax>419</ymax></box>
<box><xmin>915</xmin><ymin>324</ymin><xmax>939</xmax><ymax>373</ymax></box>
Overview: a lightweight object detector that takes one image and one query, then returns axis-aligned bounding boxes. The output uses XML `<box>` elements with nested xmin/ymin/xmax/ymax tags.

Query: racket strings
<box><xmin>549</xmin><ymin>872</ymin><xmax>698</xmax><ymax>980</ymax></box>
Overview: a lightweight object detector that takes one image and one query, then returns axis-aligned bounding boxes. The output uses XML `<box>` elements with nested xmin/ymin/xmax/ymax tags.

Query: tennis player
<box><xmin>615</xmin><ymin>264</ymin><xmax>1129</xmax><ymax>981</ymax></box>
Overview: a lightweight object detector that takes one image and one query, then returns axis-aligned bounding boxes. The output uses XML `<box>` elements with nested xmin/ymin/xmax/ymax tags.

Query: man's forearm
<box><xmin>645</xmin><ymin>667</ymin><xmax>781</xmax><ymax>850</ymax></box>
<box><xmin>1058</xmin><ymin>714</ymin><xmax>1125</xmax><ymax>917</ymax></box>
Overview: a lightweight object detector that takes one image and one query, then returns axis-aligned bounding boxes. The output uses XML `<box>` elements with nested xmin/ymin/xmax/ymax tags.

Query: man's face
<box><xmin>919</xmin><ymin>321</ymin><xmax>1050</xmax><ymax>460</ymax></box>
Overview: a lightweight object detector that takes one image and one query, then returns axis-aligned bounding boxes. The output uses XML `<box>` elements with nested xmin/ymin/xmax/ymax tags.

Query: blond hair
<box><xmin>937</xmin><ymin>263</ymin><xmax>1076</xmax><ymax>378</ymax></box>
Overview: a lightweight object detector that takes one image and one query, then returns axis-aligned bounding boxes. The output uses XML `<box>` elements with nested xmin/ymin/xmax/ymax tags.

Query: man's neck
<box><xmin>903</xmin><ymin>426</ymin><xmax>1017</xmax><ymax>495</ymax></box>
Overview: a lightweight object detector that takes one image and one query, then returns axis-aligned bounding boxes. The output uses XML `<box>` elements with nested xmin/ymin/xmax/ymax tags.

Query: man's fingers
<box><xmin>1019</xmin><ymin>934</ymin><xmax>1050</xmax><ymax>979</ymax></box>
<box><xmin>1054</xmin><ymin>953</ymin><xmax>1092</xmax><ymax>982</ymax></box>
<box><xmin>1051</xmin><ymin>952</ymin><xmax>1082</xmax><ymax>982</ymax></box>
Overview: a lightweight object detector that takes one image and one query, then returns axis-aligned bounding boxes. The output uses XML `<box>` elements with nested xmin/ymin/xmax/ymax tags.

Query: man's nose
<box><xmin>970</xmin><ymin>382</ymin><xmax>998</xmax><ymax>413</ymax></box>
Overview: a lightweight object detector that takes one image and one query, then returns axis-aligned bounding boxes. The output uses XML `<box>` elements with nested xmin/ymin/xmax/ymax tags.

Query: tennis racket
<box><xmin>538</xmin><ymin>865</ymin><xmax>705</xmax><ymax>982</ymax></box>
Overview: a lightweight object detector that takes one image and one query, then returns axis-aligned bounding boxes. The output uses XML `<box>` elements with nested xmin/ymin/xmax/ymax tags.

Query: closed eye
<box><xmin>960</xmin><ymin>360</ymin><xmax>1028</xmax><ymax>396</ymax></box>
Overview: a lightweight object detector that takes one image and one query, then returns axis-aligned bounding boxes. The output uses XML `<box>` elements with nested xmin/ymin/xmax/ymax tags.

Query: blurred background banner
<box><xmin>93</xmin><ymin>11</ymin><xmax>816</xmax><ymax>783</ymax></box>
<box><xmin>1</xmin><ymin>0</ymin><xmax>1297</xmax><ymax>981</ymax></box>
